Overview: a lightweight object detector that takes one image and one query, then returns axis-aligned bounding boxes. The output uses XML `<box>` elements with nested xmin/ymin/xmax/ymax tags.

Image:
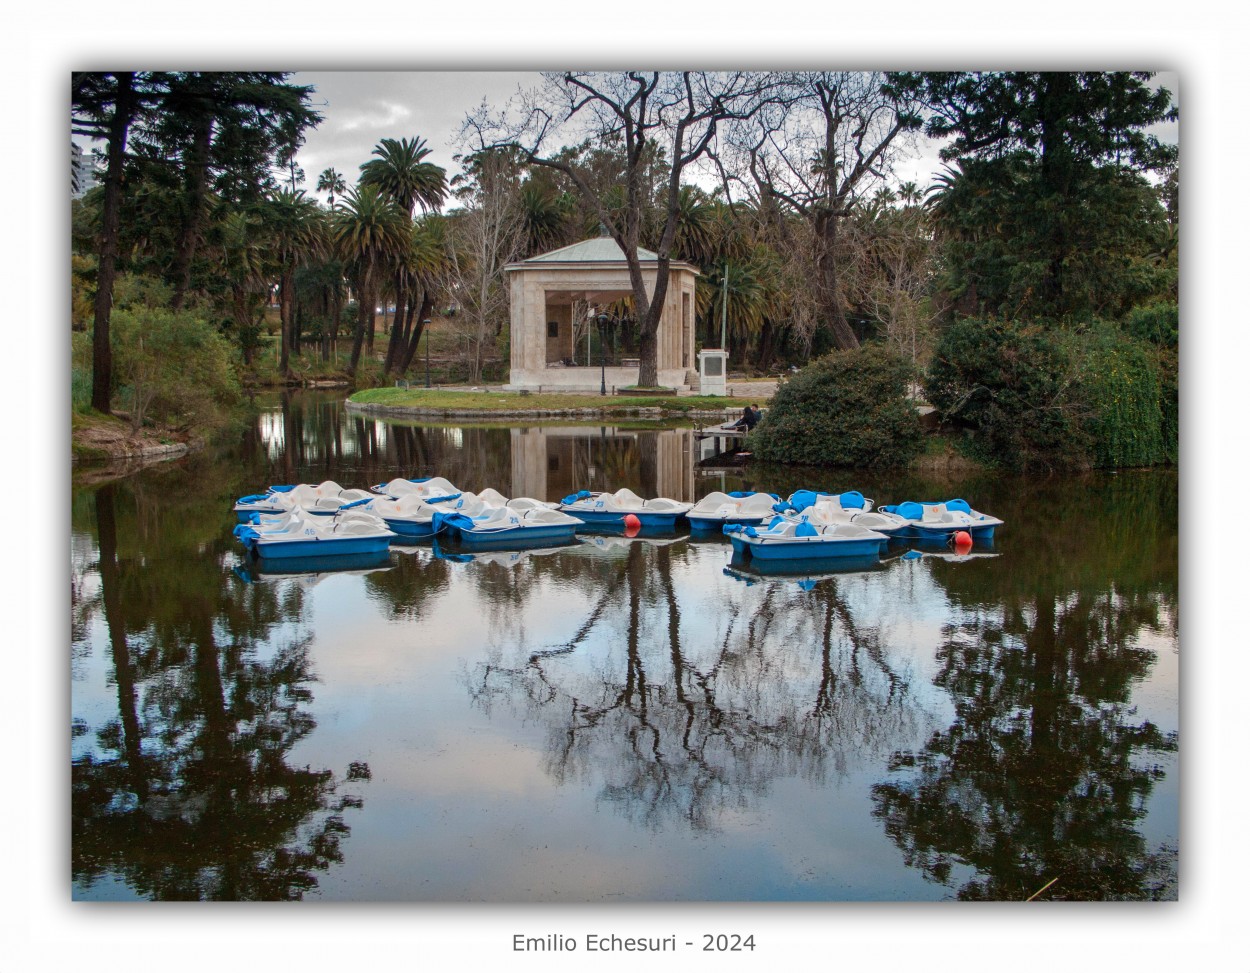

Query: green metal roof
<box><xmin>521</xmin><ymin>237</ymin><xmax>660</xmax><ymax>263</ymax></box>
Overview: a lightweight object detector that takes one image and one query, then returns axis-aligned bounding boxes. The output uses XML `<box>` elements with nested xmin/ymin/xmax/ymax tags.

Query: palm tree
<box><xmin>517</xmin><ymin>183</ymin><xmax>573</xmax><ymax>257</ymax></box>
<box><xmin>316</xmin><ymin>167</ymin><xmax>346</xmax><ymax>210</ymax></box>
<box><xmin>696</xmin><ymin>247</ymin><xmax>776</xmax><ymax>362</ymax></box>
<box><xmin>359</xmin><ymin>137</ymin><xmax>447</xmax><ymax>217</ymax></box>
<box><xmin>218</xmin><ymin>207</ymin><xmax>270</xmax><ymax>365</ymax></box>
<box><xmin>670</xmin><ymin>186</ymin><xmax>718</xmax><ymax>267</ymax></box>
<box><xmin>263</xmin><ymin>188</ymin><xmax>325</xmax><ymax>376</ymax></box>
<box><xmin>394</xmin><ymin>215</ymin><xmax>454</xmax><ymax>376</ymax></box>
<box><xmin>359</xmin><ymin>137</ymin><xmax>448</xmax><ymax>357</ymax></box>
<box><xmin>331</xmin><ymin>185</ymin><xmax>407</xmax><ymax>376</ymax></box>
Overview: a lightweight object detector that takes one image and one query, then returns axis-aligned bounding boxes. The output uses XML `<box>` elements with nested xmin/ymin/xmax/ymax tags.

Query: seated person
<box><xmin>730</xmin><ymin>403</ymin><xmax>761</xmax><ymax>431</ymax></box>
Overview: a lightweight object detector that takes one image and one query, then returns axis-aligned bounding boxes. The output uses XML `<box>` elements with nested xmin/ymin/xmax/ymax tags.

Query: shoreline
<box><xmin>343</xmin><ymin>400</ymin><xmax>738</xmax><ymax>422</ymax></box>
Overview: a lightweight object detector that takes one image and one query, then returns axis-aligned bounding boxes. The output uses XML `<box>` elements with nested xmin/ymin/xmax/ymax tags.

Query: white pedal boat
<box><xmin>876</xmin><ymin>499</ymin><xmax>1004</xmax><ymax>542</ymax></box>
<box><xmin>557</xmin><ymin>488</ymin><xmax>693</xmax><ymax>529</ymax></box>
<box><xmin>233</xmin><ymin>480</ymin><xmax>376</xmax><ymax>521</ymax></box>
<box><xmin>369</xmin><ymin>475</ymin><xmax>460</xmax><ymax>500</ymax></box>
<box><xmin>432</xmin><ymin>503</ymin><xmax>582</xmax><ymax>548</ymax></box>
<box><xmin>686</xmin><ymin>491</ymin><xmax>780</xmax><ymax>532</ymax></box>
<box><xmin>371</xmin><ymin>489</ymin><xmax>554</xmax><ymax>538</ymax></box>
<box><xmin>798</xmin><ymin>491</ymin><xmax>910</xmax><ymax>537</ymax></box>
<box><xmin>235</xmin><ymin>509</ymin><xmax>397</xmax><ymax>559</ymax></box>
<box><xmin>723</xmin><ymin>516</ymin><xmax>888</xmax><ymax>561</ymax></box>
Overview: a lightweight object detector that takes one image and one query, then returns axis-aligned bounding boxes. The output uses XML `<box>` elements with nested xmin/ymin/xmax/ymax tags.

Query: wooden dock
<box><xmin>695</xmin><ymin>422</ymin><xmax>746</xmax><ymax>442</ymax></box>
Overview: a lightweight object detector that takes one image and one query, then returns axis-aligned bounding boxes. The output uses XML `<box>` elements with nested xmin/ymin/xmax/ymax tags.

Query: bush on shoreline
<box><xmin>746</xmin><ymin>344</ymin><xmax>924</xmax><ymax>468</ymax></box>
<box><xmin>925</xmin><ymin>316</ymin><xmax>1176</xmax><ymax>472</ymax></box>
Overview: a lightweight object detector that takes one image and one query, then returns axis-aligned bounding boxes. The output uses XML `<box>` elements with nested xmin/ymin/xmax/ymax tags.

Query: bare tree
<box><xmin>447</xmin><ymin>151</ymin><xmax>527</xmax><ymax>384</ymax></box>
<box><xmin>465</xmin><ymin>71</ymin><xmax>779</xmax><ymax>387</ymax></box>
<box><xmin>843</xmin><ymin>187</ymin><xmax>938</xmax><ymax>364</ymax></box>
<box><xmin>724</xmin><ymin>72</ymin><xmax>923</xmax><ymax>351</ymax></box>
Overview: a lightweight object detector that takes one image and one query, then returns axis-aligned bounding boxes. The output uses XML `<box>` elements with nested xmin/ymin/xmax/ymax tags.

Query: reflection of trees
<box><xmin>872</xmin><ymin>471</ymin><xmax>1178</xmax><ymax>900</ymax></box>
<box><xmin>362</xmin><ymin>547</ymin><xmax>452</xmax><ymax>619</ymax></box>
<box><xmin>71</xmin><ymin>480</ymin><xmax>368</xmax><ymax>900</ymax></box>
<box><xmin>238</xmin><ymin>393</ymin><xmax>514</xmax><ymax>493</ymax></box>
<box><xmin>469</xmin><ymin>542</ymin><xmax>927</xmax><ymax>831</ymax></box>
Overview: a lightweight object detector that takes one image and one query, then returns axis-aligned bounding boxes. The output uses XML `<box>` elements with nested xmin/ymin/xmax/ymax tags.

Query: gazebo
<box><xmin>502</xmin><ymin>236</ymin><xmax>700</xmax><ymax>392</ymax></box>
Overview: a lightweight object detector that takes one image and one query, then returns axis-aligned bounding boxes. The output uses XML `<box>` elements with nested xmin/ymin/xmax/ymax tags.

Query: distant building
<box><xmin>72</xmin><ymin>140</ymin><xmax>96</xmax><ymax>198</ymax></box>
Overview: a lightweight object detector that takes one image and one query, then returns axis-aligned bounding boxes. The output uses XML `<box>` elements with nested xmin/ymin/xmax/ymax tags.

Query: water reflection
<box><xmin>872</xmin><ymin>472</ymin><xmax>1179</xmax><ymax>900</ymax></box>
<box><xmin>72</xmin><ymin>482</ymin><xmax>370</xmax><ymax>900</ymax></box>
<box><xmin>242</xmin><ymin>398</ymin><xmax>700</xmax><ymax>503</ymax></box>
<box><xmin>467</xmin><ymin>540</ymin><xmax>934</xmax><ymax>832</ymax></box>
<box><xmin>70</xmin><ymin>393</ymin><xmax>1178</xmax><ymax>901</ymax></box>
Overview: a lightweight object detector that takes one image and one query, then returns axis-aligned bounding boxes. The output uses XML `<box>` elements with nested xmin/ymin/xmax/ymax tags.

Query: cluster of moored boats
<box><xmin>232</xmin><ymin>477</ymin><xmax>1003</xmax><ymax>565</ymax></box>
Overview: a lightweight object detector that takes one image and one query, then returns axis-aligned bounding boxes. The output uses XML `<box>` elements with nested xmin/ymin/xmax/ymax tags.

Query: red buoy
<box><xmin>624</xmin><ymin>513</ymin><xmax>641</xmax><ymax>536</ymax></box>
<box><xmin>953</xmin><ymin>530</ymin><xmax>973</xmax><ymax>552</ymax></box>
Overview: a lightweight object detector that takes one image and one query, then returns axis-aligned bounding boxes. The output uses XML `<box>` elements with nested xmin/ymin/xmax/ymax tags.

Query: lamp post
<box><xmin>423</xmin><ymin>318</ymin><xmax>432</xmax><ymax>387</ymax></box>
<box><xmin>597</xmin><ymin>313</ymin><xmax>610</xmax><ymax>396</ymax></box>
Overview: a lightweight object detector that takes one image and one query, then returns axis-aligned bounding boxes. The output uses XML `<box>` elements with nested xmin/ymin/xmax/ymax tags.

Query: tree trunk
<box><xmin>757</xmin><ymin>320</ymin><xmax>779</xmax><ymax>371</ymax></box>
<box><xmin>170</xmin><ymin>116</ymin><xmax>213</xmax><ymax>311</ymax></box>
<box><xmin>815</xmin><ymin>210</ymin><xmax>860</xmax><ymax>351</ymax></box>
<box><xmin>349</xmin><ymin>269</ymin><xmax>373</xmax><ymax>375</ymax></box>
<box><xmin>399</xmin><ymin>291</ymin><xmax>435</xmax><ymax>375</ymax></box>
<box><xmin>96</xmin><ymin>484</ymin><xmax>148</xmax><ymax>797</ymax></box>
<box><xmin>1038</xmin><ymin>74</ymin><xmax>1076</xmax><ymax>311</ymax></box>
<box><xmin>329</xmin><ymin>288</ymin><xmax>343</xmax><ymax>362</ymax></box>
<box><xmin>91</xmin><ymin>72</ymin><xmax>136</xmax><ymax>415</ymax></box>
<box><xmin>278</xmin><ymin>269</ymin><xmax>294</xmax><ymax>377</ymax></box>
<box><xmin>637</xmin><ymin>329</ymin><xmax>658</xmax><ymax>387</ymax></box>
<box><xmin>232</xmin><ymin>285</ymin><xmax>254</xmax><ymax>365</ymax></box>
<box><xmin>383</xmin><ymin>274</ymin><xmax>413</xmax><ymax>376</ymax></box>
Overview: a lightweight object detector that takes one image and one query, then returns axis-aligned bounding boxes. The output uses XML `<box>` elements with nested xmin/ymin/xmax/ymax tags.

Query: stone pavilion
<box><xmin>502</xmin><ymin>236</ymin><xmax>699</xmax><ymax>391</ymax></box>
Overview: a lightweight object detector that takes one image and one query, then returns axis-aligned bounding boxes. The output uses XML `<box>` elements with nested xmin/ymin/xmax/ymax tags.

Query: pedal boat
<box><xmin>233</xmin><ymin>480</ymin><xmax>376</xmax><ymax>521</ymax></box>
<box><xmin>686</xmin><ymin>491</ymin><xmax>781</xmax><ymax>533</ymax></box>
<box><xmin>876</xmin><ymin>499</ymin><xmax>1004</xmax><ymax>542</ymax></box>
<box><xmin>431</xmin><ymin>503</ymin><xmax>582</xmax><ymax>548</ymax></box>
<box><xmin>557</xmin><ymin>488</ymin><xmax>693</xmax><ymax>530</ymax></box>
<box><xmin>722</xmin><ymin>516</ymin><xmax>888</xmax><ymax>561</ymax></box>
<box><xmin>235</xmin><ymin>508</ymin><xmax>397</xmax><ymax>559</ymax></box>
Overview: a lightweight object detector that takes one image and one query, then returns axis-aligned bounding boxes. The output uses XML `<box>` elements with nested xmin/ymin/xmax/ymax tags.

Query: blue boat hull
<box><xmin>910</xmin><ymin>523</ymin><xmax>998</xmax><ymax>543</ymax></box>
<box><xmin>728</xmin><ymin>534</ymin><xmax>883</xmax><ymax>561</ymax></box>
<box><xmin>688</xmin><ymin>515</ymin><xmax>765</xmax><ymax>533</ymax></box>
<box><xmin>382</xmin><ymin>518</ymin><xmax>436</xmax><ymax>538</ymax></box>
<box><xmin>451</xmin><ymin>523</ymin><xmax>579</xmax><ymax>548</ymax></box>
<box><xmin>567</xmin><ymin>509</ymin><xmax>686</xmax><ymax>530</ymax></box>
<box><xmin>248</xmin><ymin>535</ymin><xmax>394</xmax><ymax>560</ymax></box>
<box><xmin>235</xmin><ymin>549</ymin><xmax>392</xmax><ymax>578</ymax></box>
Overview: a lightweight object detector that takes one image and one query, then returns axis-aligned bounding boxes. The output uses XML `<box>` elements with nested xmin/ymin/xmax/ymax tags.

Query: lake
<box><xmin>70</xmin><ymin>392</ymin><xmax>1178</xmax><ymax>901</ymax></box>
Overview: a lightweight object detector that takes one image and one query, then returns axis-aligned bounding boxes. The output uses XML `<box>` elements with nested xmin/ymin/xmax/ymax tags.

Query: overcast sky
<box><xmin>290</xmin><ymin>70</ymin><xmax>1179</xmax><ymax>207</ymax></box>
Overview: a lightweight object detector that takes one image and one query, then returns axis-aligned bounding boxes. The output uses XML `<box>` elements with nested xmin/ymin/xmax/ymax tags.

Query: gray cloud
<box><xmin>293</xmin><ymin>71</ymin><xmax>538</xmax><ymax>197</ymax></box>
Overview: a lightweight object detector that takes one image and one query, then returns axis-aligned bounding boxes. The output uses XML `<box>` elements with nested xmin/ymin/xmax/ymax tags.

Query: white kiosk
<box><xmin>697</xmin><ymin>349</ymin><xmax>728</xmax><ymax>396</ymax></box>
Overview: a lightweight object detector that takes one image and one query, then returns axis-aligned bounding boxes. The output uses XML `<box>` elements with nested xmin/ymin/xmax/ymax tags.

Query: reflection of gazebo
<box><xmin>503</xmin><ymin>236</ymin><xmax>699</xmax><ymax>391</ymax></box>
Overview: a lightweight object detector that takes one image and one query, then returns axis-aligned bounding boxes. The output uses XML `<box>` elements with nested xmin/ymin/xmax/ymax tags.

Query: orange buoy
<box><xmin>624</xmin><ymin>513</ymin><xmax>641</xmax><ymax>536</ymax></box>
<box><xmin>953</xmin><ymin>530</ymin><xmax>973</xmax><ymax>552</ymax></box>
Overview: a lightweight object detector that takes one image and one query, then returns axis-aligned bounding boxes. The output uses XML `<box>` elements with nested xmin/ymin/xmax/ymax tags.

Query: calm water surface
<box><xmin>70</xmin><ymin>392</ymin><xmax>1179</xmax><ymax>901</ymax></box>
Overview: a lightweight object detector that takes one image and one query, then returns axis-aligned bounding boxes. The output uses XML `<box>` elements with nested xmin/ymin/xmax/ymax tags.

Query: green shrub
<box><xmin>747</xmin><ymin>343</ymin><xmax>924</xmax><ymax>468</ymax></box>
<box><xmin>1157</xmin><ymin>345</ymin><xmax>1178</xmax><ymax>465</ymax></box>
<box><xmin>925</xmin><ymin>317</ymin><xmax>1092</xmax><ymax>472</ymax></box>
<box><xmin>926</xmin><ymin>316</ymin><xmax>1176</xmax><ymax>471</ymax></box>
<box><xmin>1075</xmin><ymin>325</ymin><xmax>1169</xmax><ymax>469</ymax></box>
<box><xmin>71</xmin><ymin>332</ymin><xmax>93</xmax><ymax>412</ymax></box>
<box><xmin>1121</xmin><ymin>300</ymin><xmax>1178</xmax><ymax>349</ymax></box>
<box><xmin>111</xmin><ymin>307</ymin><xmax>240</xmax><ymax>430</ymax></box>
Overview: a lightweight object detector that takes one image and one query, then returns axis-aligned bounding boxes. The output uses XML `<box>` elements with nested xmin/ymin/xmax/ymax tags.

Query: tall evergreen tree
<box><xmin>72</xmin><ymin>72</ymin><xmax>170</xmax><ymax>414</ymax></box>
<box><xmin>916</xmin><ymin>72</ymin><xmax>1176</xmax><ymax>320</ymax></box>
<box><xmin>128</xmin><ymin>72</ymin><xmax>321</xmax><ymax>310</ymax></box>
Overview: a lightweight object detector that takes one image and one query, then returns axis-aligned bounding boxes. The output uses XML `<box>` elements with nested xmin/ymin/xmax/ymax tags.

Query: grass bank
<box><xmin>348</xmin><ymin>386</ymin><xmax>758</xmax><ymax>418</ymax></box>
